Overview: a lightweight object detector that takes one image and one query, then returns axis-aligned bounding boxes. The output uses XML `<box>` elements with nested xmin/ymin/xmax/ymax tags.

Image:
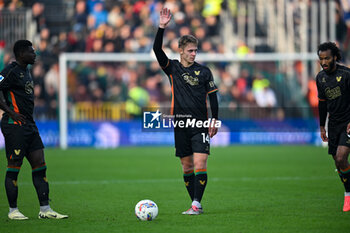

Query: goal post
<box><xmin>58</xmin><ymin>52</ymin><xmax>318</xmax><ymax>149</ymax></box>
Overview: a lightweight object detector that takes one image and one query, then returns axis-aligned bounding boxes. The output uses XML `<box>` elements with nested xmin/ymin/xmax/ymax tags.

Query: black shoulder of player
<box><xmin>337</xmin><ymin>64</ymin><xmax>350</xmax><ymax>73</ymax></box>
<box><xmin>0</xmin><ymin>62</ymin><xmax>18</xmax><ymax>77</ymax></box>
<box><xmin>194</xmin><ymin>62</ymin><xmax>210</xmax><ymax>72</ymax></box>
<box><xmin>315</xmin><ymin>70</ymin><xmax>326</xmax><ymax>80</ymax></box>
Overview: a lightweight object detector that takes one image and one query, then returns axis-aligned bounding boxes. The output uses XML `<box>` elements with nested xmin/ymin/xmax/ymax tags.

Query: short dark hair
<box><xmin>178</xmin><ymin>35</ymin><xmax>198</xmax><ymax>49</ymax></box>
<box><xmin>317</xmin><ymin>42</ymin><xmax>341</xmax><ymax>62</ymax></box>
<box><xmin>13</xmin><ymin>40</ymin><xmax>32</xmax><ymax>58</ymax></box>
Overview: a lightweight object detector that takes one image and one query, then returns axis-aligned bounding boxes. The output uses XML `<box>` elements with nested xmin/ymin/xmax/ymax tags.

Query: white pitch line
<box><xmin>15</xmin><ymin>176</ymin><xmax>336</xmax><ymax>186</ymax></box>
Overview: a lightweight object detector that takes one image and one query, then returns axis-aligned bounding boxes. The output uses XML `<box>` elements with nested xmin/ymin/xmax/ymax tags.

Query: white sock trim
<box><xmin>40</xmin><ymin>205</ymin><xmax>51</xmax><ymax>212</ymax></box>
<box><xmin>192</xmin><ymin>200</ymin><xmax>201</xmax><ymax>208</ymax></box>
<box><xmin>9</xmin><ymin>207</ymin><xmax>18</xmax><ymax>213</ymax></box>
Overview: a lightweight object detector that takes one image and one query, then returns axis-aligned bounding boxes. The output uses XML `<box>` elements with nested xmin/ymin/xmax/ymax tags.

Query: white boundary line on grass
<box><xmin>16</xmin><ymin>176</ymin><xmax>335</xmax><ymax>186</ymax></box>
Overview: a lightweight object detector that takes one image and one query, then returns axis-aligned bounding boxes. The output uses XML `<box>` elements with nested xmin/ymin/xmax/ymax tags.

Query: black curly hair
<box><xmin>317</xmin><ymin>42</ymin><xmax>341</xmax><ymax>62</ymax></box>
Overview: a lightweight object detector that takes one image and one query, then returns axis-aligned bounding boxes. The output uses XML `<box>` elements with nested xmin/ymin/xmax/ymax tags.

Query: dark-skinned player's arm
<box><xmin>208</xmin><ymin>92</ymin><xmax>218</xmax><ymax>138</ymax></box>
<box><xmin>153</xmin><ymin>8</ymin><xmax>172</xmax><ymax>68</ymax></box>
<box><xmin>318</xmin><ymin>99</ymin><xmax>327</xmax><ymax>142</ymax></box>
<box><xmin>316</xmin><ymin>75</ymin><xmax>328</xmax><ymax>142</ymax></box>
<box><xmin>0</xmin><ymin>72</ymin><xmax>26</xmax><ymax>124</ymax></box>
<box><xmin>0</xmin><ymin>92</ymin><xmax>26</xmax><ymax>125</ymax></box>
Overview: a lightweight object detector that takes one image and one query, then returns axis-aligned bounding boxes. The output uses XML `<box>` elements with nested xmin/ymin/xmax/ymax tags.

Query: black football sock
<box><xmin>193</xmin><ymin>169</ymin><xmax>207</xmax><ymax>203</ymax></box>
<box><xmin>183</xmin><ymin>170</ymin><xmax>195</xmax><ymax>201</ymax></box>
<box><xmin>339</xmin><ymin>166</ymin><xmax>350</xmax><ymax>192</ymax></box>
<box><xmin>5</xmin><ymin>167</ymin><xmax>20</xmax><ymax>208</ymax></box>
<box><xmin>32</xmin><ymin>165</ymin><xmax>49</xmax><ymax>206</ymax></box>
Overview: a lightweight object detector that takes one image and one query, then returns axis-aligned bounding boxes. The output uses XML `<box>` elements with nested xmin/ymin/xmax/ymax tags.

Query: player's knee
<box><xmin>194</xmin><ymin>163</ymin><xmax>207</xmax><ymax>170</ymax></box>
<box><xmin>31</xmin><ymin>161</ymin><xmax>46</xmax><ymax>170</ymax></box>
<box><xmin>28</xmin><ymin>155</ymin><xmax>45</xmax><ymax>169</ymax></box>
<box><xmin>194</xmin><ymin>159</ymin><xmax>206</xmax><ymax>170</ymax></box>
<box><xmin>335</xmin><ymin>155</ymin><xmax>347</xmax><ymax>169</ymax></box>
<box><xmin>7</xmin><ymin>159</ymin><xmax>23</xmax><ymax>168</ymax></box>
<box><xmin>194</xmin><ymin>160</ymin><xmax>207</xmax><ymax>170</ymax></box>
<box><xmin>181</xmin><ymin>161</ymin><xmax>194</xmax><ymax>173</ymax></box>
<box><xmin>182</xmin><ymin>164</ymin><xmax>194</xmax><ymax>173</ymax></box>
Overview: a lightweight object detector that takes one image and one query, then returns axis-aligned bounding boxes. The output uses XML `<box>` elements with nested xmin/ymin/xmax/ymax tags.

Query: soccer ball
<box><xmin>135</xmin><ymin>199</ymin><xmax>158</xmax><ymax>221</ymax></box>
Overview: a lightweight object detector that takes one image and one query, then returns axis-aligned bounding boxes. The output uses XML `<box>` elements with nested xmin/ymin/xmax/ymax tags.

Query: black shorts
<box><xmin>174</xmin><ymin>127</ymin><xmax>210</xmax><ymax>157</ymax></box>
<box><xmin>1</xmin><ymin>122</ymin><xmax>44</xmax><ymax>161</ymax></box>
<box><xmin>328</xmin><ymin>121</ymin><xmax>350</xmax><ymax>156</ymax></box>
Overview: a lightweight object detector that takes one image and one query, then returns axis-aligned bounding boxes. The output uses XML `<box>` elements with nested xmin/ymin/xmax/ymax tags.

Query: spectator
<box><xmin>44</xmin><ymin>63</ymin><xmax>59</xmax><ymax>93</ymax></box>
<box><xmin>73</xmin><ymin>0</ymin><xmax>88</xmax><ymax>32</ymax></box>
<box><xmin>89</xmin><ymin>2</ymin><xmax>108</xmax><ymax>28</ymax></box>
<box><xmin>255</xmin><ymin>86</ymin><xmax>277</xmax><ymax>108</ymax></box>
<box><xmin>32</xmin><ymin>2</ymin><xmax>46</xmax><ymax>33</ymax></box>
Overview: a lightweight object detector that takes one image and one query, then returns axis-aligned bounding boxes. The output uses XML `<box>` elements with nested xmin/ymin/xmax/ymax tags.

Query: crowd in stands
<box><xmin>0</xmin><ymin>0</ymin><xmax>349</xmax><ymax>120</ymax></box>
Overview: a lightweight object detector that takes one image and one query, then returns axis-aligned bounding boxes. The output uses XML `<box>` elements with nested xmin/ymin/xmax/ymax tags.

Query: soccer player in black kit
<box><xmin>0</xmin><ymin>40</ymin><xmax>68</xmax><ymax>219</ymax></box>
<box><xmin>316</xmin><ymin>42</ymin><xmax>350</xmax><ymax>212</ymax></box>
<box><xmin>153</xmin><ymin>8</ymin><xmax>219</xmax><ymax>215</ymax></box>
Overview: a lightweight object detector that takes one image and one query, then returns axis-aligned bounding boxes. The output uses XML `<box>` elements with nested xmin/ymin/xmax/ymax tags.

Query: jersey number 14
<box><xmin>201</xmin><ymin>133</ymin><xmax>210</xmax><ymax>143</ymax></box>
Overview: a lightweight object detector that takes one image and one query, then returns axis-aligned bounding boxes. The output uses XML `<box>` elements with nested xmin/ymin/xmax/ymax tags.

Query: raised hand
<box><xmin>159</xmin><ymin>8</ymin><xmax>172</xmax><ymax>29</ymax></box>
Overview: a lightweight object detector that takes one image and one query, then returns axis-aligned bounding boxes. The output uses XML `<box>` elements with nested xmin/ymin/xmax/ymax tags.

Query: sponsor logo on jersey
<box><xmin>25</xmin><ymin>81</ymin><xmax>34</xmax><ymax>94</ymax></box>
<box><xmin>325</xmin><ymin>86</ymin><xmax>341</xmax><ymax>100</ymax></box>
<box><xmin>182</xmin><ymin>73</ymin><xmax>199</xmax><ymax>86</ymax></box>
<box><xmin>19</xmin><ymin>73</ymin><xmax>24</xmax><ymax>78</ymax></box>
<box><xmin>0</xmin><ymin>74</ymin><xmax>4</xmax><ymax>82</ymax></box>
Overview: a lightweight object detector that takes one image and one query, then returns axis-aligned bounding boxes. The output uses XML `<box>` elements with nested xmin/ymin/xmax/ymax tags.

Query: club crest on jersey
<box><xmin>336</xmin><ymin>76</ymin><xmax>342</xmax><ymax>82</ymax></box>
<box><xmin>0</xmin><ymin>74</ymin><xmax>4</xmax><ymax>82</ymax></box>
<box><xmin>195</xmin><ymin>71</ymin><xmax>200</xmax><ymax>75</ymax></box>
<box><xmin>182</xmin><ymin>73</ymin><xmax>199</xmax><ymax>86</ymax></box>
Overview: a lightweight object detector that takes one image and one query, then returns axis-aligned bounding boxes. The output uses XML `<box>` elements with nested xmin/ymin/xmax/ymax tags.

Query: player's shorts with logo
<box><xmin>328</xmin><ymin>121</ymin><xmax>350</xmax><ymax>156</ymax></box>
<box><xmin>174</xmin><ymin>125</ymin><xmax>210</xmax><ymax>157</ymax></box>
<box><xmin>1</xmin><ymin>122</ymin><xmax>44</xmax><ymax>161</ymax></box>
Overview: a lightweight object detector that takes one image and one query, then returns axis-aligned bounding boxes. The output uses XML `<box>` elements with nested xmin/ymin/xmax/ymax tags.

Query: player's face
<box><xmin>21</xmin><ymin>46</ymin><xmax>36</xmax><ymax>65</ymax></box>
<box><xmin>318</xmin><ymin>49</ymin><xmax>336</xmax><ymax>73</ymax></box>
<box><xmin>180</xmin><ymin>43</ymin><xmax>197</xmax><ymax>65</ymax></box>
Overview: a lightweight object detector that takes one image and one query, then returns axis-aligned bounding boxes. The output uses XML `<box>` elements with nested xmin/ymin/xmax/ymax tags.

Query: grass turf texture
<box><xmin>0</xmin><ymin>145</ymin><xmax>349</xmax><ymax>233</ymax></box>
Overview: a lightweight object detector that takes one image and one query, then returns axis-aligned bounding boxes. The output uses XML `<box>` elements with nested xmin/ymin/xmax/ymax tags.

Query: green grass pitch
<box><xmin>0</xmin><ymin>145</ymin><xmax>350</xmax><ymax>233</ymax></box>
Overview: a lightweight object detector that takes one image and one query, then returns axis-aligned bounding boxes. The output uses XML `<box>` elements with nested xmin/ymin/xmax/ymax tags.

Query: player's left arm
<box><xmin>205</xmin><ymin>67</ymin><xmax>219</xmax><ymax>137</ymax></box>
<box><xmin>208</xmin><ymin>91</ymin><xmax>218</xmax><ymax>138</ymax></box>
<box><xmin>0</xmin><ymin>71</ymin><xmax>26</xmax><ymax>124</ymax></box>
<box><xmin>343</xmin><ymin>69</ymin><xmax>350</xmax><ymax>136</ymax></box>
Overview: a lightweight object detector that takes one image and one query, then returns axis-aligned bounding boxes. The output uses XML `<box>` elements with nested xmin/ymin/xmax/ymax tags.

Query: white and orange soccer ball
<box><xmin>135</xmin><ymin>200</ymin><xmax>158</xmax><ymax>221</ymax></box>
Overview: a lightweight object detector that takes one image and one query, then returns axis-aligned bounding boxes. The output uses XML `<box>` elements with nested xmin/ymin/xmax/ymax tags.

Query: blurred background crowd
<box><xmin>0</xmin><ymin>0</ymin><xmax>348</xmax><ymax>121</ymax></box>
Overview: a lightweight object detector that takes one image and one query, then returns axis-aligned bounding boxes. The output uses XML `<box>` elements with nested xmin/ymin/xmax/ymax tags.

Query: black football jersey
<box><xmin>316</xmin><ymin>64</ymin><xmax>350</xmax><ymax>124</ymax></box>
<box><xmin>162</xmin><ymin>59</ymin><xmax>218</xmax><ymax>120</ymax></box>
<box><xmin>0</xmin><ymin>62</ymin><xmax>35</xmax><ymax>124</ymax></box>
